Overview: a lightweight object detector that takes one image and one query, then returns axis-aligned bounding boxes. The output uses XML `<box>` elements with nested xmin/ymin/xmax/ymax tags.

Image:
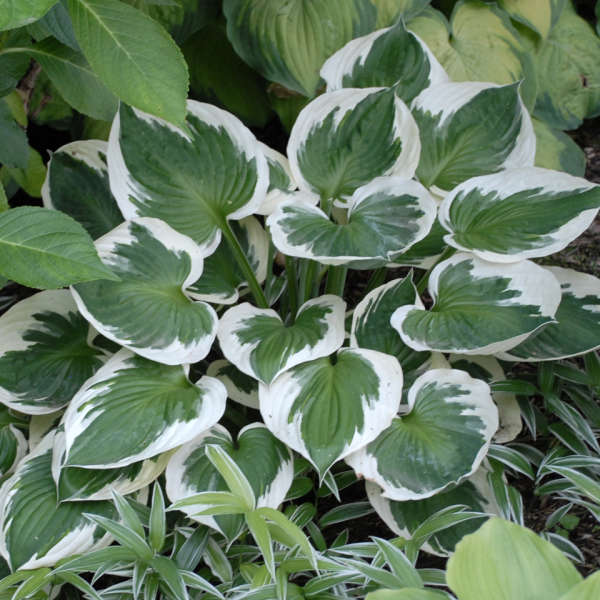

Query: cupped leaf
<box><xmin>0</xmin><ymin>423</ymin><xmax>26</xmax><ymax>478</ymax></box>
<box><xmin>218</xmin><ymin>295</ymin><xmax>345</xmax><ymax>384</ymax></box>
<box><xmin>223</xmin><ymin>0</ymin><xmax>377</xmax><ymax>96</ymax></box>
<box><xmin>72</xmin><ymin>218</ymin><xmax>218</xmax><ymax>365</ymax></box>
<box><xmin>207</xmin><ymin>360</ymin><xmax>259</xmax><ymax>409</ymax></box>
<box><xmin>533</xmin><ymin>118</ymin><xmax>586</xmax><ymax>177</ymax></box>
<box><xmin>260</xmin><ymin>348</ymin><xmax>403</xmax><ymax>479</ymax></box>
<box><xmin>42</xmin><ymin>139</ymin><xmax>123</xmax><ymax>239</ymax></box>
<box><xmin>392</xmin><ymin>253</ymin><xmax>561</xmax><ymax>355</ymax></box>
<box><xmin>255</xmin><ymin>144</ymin><xmax>299</xmax><ymax>216</ymax></box>
<box><xmin>498</xmin><ymin>0</ymin><xmax>565</xmax><ymax>39</ymax></box>
<box><xmin>268</xmin><ymin>177</ymin><xmax>436</xmax><ymax>267</ymax></box>
<box><xmin>439</xmin><ymin>168</ymin><xmax>600</xmax><ymax>262</ymax></box>
<box><xmin>0</xmin><ymin>0</ymin><xmax>58</xmax><ymax>30</ymax></box>
<box><xmin>108</xmin><ymin>101</ymin><xmax>268</xmax><ymax>250</ymax></box>
<box><xmin>412</xmin><ymin>81</ymin><xmax>535</xmax><ymax>194</ymax></box>
<box><xmin>287</xmin><ymin>88</ymin><xmax>420</xmax><ymax>203</ymax></box>
<box><xmin>0</xmin><ymin>290</ymin><xmax>105</xmax><ymax>415</ymax></box>
<box><xmin>347</xmin><ymin>369</ymin><xmax>497</xmax><ymax>500</ymax></box>
<box><xmin>63</xmin><ymin>349</ymin><xmax>226</xmax><ymax>469</ymax></box>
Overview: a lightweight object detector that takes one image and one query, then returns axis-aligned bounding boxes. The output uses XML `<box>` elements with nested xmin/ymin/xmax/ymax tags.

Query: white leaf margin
<box><xmin>207</xmin><ymin>360</ymin><xmax>259</xmax><ymax>409</ymax></box>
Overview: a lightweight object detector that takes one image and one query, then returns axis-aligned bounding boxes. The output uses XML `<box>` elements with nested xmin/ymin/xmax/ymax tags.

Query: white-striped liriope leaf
<box><xmin>0</xmin><ymin>290</ymin><xmax>105</xmax><ymax>415</ymax></box>
<box><xmin>287</xmin><ymin>88</ymin><xmax>420</xmax><ymax>203</ymax></box>
<box><xmin>187</xmin><ymin>217</ymin><xmax>268</xmax><ymax>305</ymax></box>
<box><xmin>347</xmin><ymin>369</ymin><xmax>497</xmax><ymax>501</ymax></box>
<box><xmin>72</xmin><ymin>218</ymin><xmax>218</xmax><ymax>365</ymax></box>
<box><xmin>256</xmin><ymin>144</ymin><xmax>299</xmax><ymax>216</ymax></box>
<box><xmin>321</xmin><ymin>21</ymin><xmax>448</xmax><ymax>103</ymax></box>
<box><xmin>389</xmin><ymin>217</ymin><xmax>446</xmax><ymax>269</ymax></box>
<box><xmin>223</xmin><ymin>0</ymin><xmax>377</xmax><ymax>96</ymax></box>
<box><xmin>0</xmin><ymin>431</ymin><xmax>115</xmax><ymax>570</ymax></box>
<box><xmin>63</xmin><ymin>349</ymin><xmax>226</xmax><ymax>469</ymax></box>
<box><xmin>107</xmin><ymin>100</ymin><xmax>268</xmax><ymax>251</ymax></box>
<box><xmin>42</xmin><ymin>140</ymin><xmax>123</xmax><ymax>239</ymax></box>
<box><xmin>260</xmin><ymin>348</ymin><xmax>402</xmax><ymax>479</ymax></box>
<box><xmin>351</xmin><ymin>275</ymin><xmax>430</xmax><ymax>373</ymax></box>
<box><xmin>0</xmin><ymin>423</ymin><xmax>26</xmax><ymax>478</ymax></box>
<box><xmin>500</xmin><ymin>267</ymin><xmax>600</xmax><ymax>362</ymax></box>
<box><xmin>439</xmin><ymin>168</ymin><xmax>600</xmax><ymax>263</ymax></box>
<box><xmin>268</xmin><ymin>178</ymin><xmax>436</xmax><ymax>267</ymax></box>
<box><xmin>392</xmin><ymin>253</ymin><xmax>561</xmax><ymax>355</ymax></box>
<box><xmin>412</xmin><ymin>82</ymin><xmax>535</xmax><ymax>193</ymax></box>
<box><xmin>218</xmin><ymin>295</ymin><xmax>345</xmax><ymax>384</ymax></box>
<box><xmin>207</xmin><ymin>360</ymin><xmax>259</xmax><ymax>409</ymax></box>
<box><xmin>166</xmin><ymin>423</ymin><xmax>293</xmax><ymax>540</ymax></box>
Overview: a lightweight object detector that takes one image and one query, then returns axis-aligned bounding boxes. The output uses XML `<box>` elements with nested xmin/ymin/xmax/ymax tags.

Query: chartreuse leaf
<box><xmin>533</xmin><ymin>118</ymin><xmax>586</xmax><ymax>177</ymax></box>
<box><xmin>207</xmin><ymin>360</ymin><xmax>259</xmax><ymax>409</ymax></box>
<box><xmin>260</xmin><ymin>348</ymin><xmax>402</xmax><ymax>479</ymax></box>
<box><xmin>72</xmin><ymin>218</ymin><xmax>218</xmax><ymax>365</ymax></box>
<box><xmin>372</xmin><ymin>0</ymin><xmax>432</xmax><ymax>27</ymax></box>
<box><xmin>347</xmin><ymin>369</ymin><xmax>497</xmax><ymax>501</ymax></box>
<box><xmin>0</xmin><ymin>290</ymin><xmax>104</xmax><ymax>415</ymax></box>
<box><xmin>67</xmin><ymin>0</ymin><xmax>188</xmax><ymax>126</ymax></box>
<box><xmin>166</xmin><ymin>424</ymin><xmax>293</xmax><ymax>541</ymax></box>
<box><xmin>366</xmin><ymin>590</ymin><xmax>444</xmax><ymax>600</ymax></box>
<box><xmin>287</xmin><ymin>88</ymin><xmax>420</xmax><ymax>203</ymax></box>
<box><xmin>559</xmin><ymin>573</ymin><xmax>600</xmax><ymax>600</ymax></box>
<box><xmin>321</xmin><ymin>21</ymin><xmax>447</xmax><ymax>104</ymax></box>
<box><xmin>499</xmin><ymin>0</ymin><xmax>565</xmax><ymax>38</ymax></box>
<box><xmin>392</xmin><ymin>253</ymin><xmax>561</xmax><ymax>355</ymax></box>
<box><xmin>218</xmin><ymin>295</ymin><xmax>345</xmax><ymax>384</ymax></box>
<box><xmin>256</xmin><ymin>144</ymin><xmax>298</xmax><ymax>216</ymax></box>
<box><xmin>268</xmin><ymin>177</ymin><xmax>436</xmax><ymax>267</ymax></box>
<box><xmin>223</xmin><ymin>0</ymin><xmax>377</xmax><ymax>96</ymax></box>
<box><xmin>42</xmin><ymin>139</ymin><xmax>123</xmax><ymax>239</ymax></box>
<box><xmin>63</xmin><ymin>349</ymin><xmax>226</xmax><ymax>469</ymax></box>
<box><xmin>0</xmin><ymin>418</ymin><xmax>26</xmax><ymax>477</ymax></box>
<box><xmin>439</xmin><ymin>168</ymin><xmax>600</xmax><ymax>263</ymax></box>
<box><xmin>108</xmin><ymin>101</ymin><xmax>268</xmax><ymax>250</ymax></box>
<box><xmin>500</xmin><ymin>267</ymin><xmax>600</xmax><ymax>362</ymax></box>
<box><xmin>412</xmin><ymin>81</ymin><xmax>535</xmax><ymax>194</ymax></box>
<box><xmin>0</xmin><ymin>206</ymin><xmax>117</xmax><ymax>289</ymax></box>
<box><xmin>0</xmin><ymin>431</ymin><xmax>115</xmax><ymax>570</ymax></box>
<box><xmin>0</xmin><ymin>0</ymin><xmax>58</xmax><ymax>30</ymax></box>
<box><xmin>446</xmin><ymin>518</ymin><xmax>582</xmax><ymax>600</ymax></box>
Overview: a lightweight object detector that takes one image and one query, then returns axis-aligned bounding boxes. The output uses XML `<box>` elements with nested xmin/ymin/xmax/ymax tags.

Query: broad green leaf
<box><xmin>108</xmin><ymin>101</ymin><xmax>268</xmax><ymax>249</ymax></box>
<box><xmin>39</xmin><ymin>1</ymin><xmax>80</xmax><ymax>50</ymax></box>
<box><xmin>207</xmin><ymin>360</ymin><xmax>259</xmax><ymax>409</ymax></box>
<box><xmin>321</xmin><ymin>21</ymin><xmax>448</xmax><ymax>104</ymax></box>
<box><xmin>72</xmin><ymin>218</ymin><xmax>218</xmax><ymax>365</ymax></box>
<box><xmin>0</xmin><ymin>431</ymin><xmax>115</xmax><ymax>570</ymax></box>
<box><xmin>412</xmin><ymin>81</ymin><xmax>535</xmax><ymax>193</ymax></box>
<box><xmin>0</xmin><ymin>0</ymin><xmax>58</xmax><ymax>30</ymax></box>
<box><xmin>63</xmin><ymin>349</ymin><xmax>226</xmax><ymax>468</ymax></box>
<box><xmin>366</xmin><ymin>589</ymin><xmax>444</xmax><ymax>600</ymax></box>
<box><xmin>559</xmin><ymin>572</ymin><xmax>600</xmax><ymax>600</ymax></box>
<box><xmin>446</xmin><ymin>518</ymin><xmax>582</xmax><ymax>600</ymax></box>
<box><xmin>268</xmin><ymin>177</ymin><xmax>436</xmax><ymax>267</ymax></box>
<box><xmin>392</xmin><ymin>253</ymin><xmax>561</xmax><ymax>355</ymax></box>
<box><xmin>347</xmin><ymin>369</ymin><xmax>497</xmax><ymax>500</ymax></box>
<box><xmin>0</xmin><ymin>206</ymin><xmax>117</xmax><ymax>289</ymax></box>
<box><xmin>0</xmin><ymin>184</ymin><xmax>7</xmax><ymax>213</ymax></box>
<box><xmin>287</xmin><ymin>88</ymin><xmax>420</xmax><ymax>203</ymax></box>
<box><xmin>42</xmin><ymin>140</ymin><xmax>123</xmax><ymax>239</ymax></box>
<box><xmin>218</xmin><ymin>295</ymin><xmax>345</xmax><ymax>384</ymax></box>
<box><xmin>223</xmin><ymin>0</ymin><xmax>377</xmax><ymax>96</ymax></box>
<box><xmin>260</xmin><ymin>348</ymin><xmax>403</xmax><ymax>478</ymax></box>
<box><xmin>533</xmin><ymin>118</ymin><xmax>586</xmax><ymax>177</ymax></box>
<box><xmin>498</xmin><ymin>0</ymin><xmax>565</xmax><ymax>38</ymax></box>
<box><xmin>439</xmin><ymin>168</ymin><xmax>600</xmax><ymax>262</ymax></box>
<box><xmin>0</xmin><ymin>422</ymin><xmax>26</xmax><ymax>477</ymax></box>
<box><xmin>373</xmin><ymin>0</ymin><xmax>432</xmax><ymax>27</ymax></box>
<box><xmin>0</xmin><ymin>98</ymin><xmax>28</xmax><ymax>169</ymax></box>
<box><xmin>0</xmin><ymin>29</ymin><xmax>31</xmax><ymax>95</ymax></box>
<box><xmin>256</xmin><ymin>144</ymin><xmax>299</xmax><ymax>216</ymax></box>
<box><xmin>67</xmin><ymin>0</ymin><xmax>189</xmax><ymax>126</ymax></box>
<box><xmin>5</xmin><ymin>147</ymin><xmax>46</xmax><ymax>197</ymax></box>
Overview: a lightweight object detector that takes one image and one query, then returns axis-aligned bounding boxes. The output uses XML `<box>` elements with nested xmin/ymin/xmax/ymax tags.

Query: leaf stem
<box><xmin>364</xmin><ymin>267</ymin><xmax>386</xmax><ymax>295</ymax></box>
<box><xmin>285</xmin><ymin>256</ymin><xmax>299</xmax><ymax>322</ymax></box>
<box><xmin>325</xmin><ymin>265</ymin><xmax>347</xmax><ymax>297</ymax></box>
<box><xmin>415</xmin><ymin>246</ymin><xmax>456</xmax><ymax>295</ymax></box>
<box><xmin>298</xmin><ymin>259</ymin><xmax>318</xmax><ymax>305</ymax></box>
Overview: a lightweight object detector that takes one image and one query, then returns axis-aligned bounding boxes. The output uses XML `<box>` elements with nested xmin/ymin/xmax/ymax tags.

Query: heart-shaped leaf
<box><xmin>207</xmin><ymin>360</ymin><xmax>259</xmax><ymax>409</ymax></box>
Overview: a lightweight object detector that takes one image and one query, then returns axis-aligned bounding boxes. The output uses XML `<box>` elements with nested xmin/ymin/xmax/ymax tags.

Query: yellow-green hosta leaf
<box><xmin>446</xmin><ymin>518</ymin><xmax>582</xmax><ymax>600</ymax></box>
<box><xmin>207</xmin><ymin>360</ymin><xmax>259</xmax><ymax>409</ymax></box>
<box><xmin>373</xmin><ymin>0</ymin><xmax>432</xmax><ymax>27</ymax></box>
<box><xmin>498</xmin><ymin>0</ymin><xmax>565</xmax><ymax>39</ymax></box>
<box><xmin>559</xmin><ymin>572</ymin><xmax>600</xmax><ymax>600</ymax></box>
<box><xmin>108</xmin><ymin>101</ymin><xmax>268</xmax><ymax>250</ymax></box>
<box><xmin>63</xmin><ymin>349</ymin><xmax>226</xmax><ymax>469</ymax></box>
<box><xmin>260</xmin><ymin>348</ymin><xmax>403</xmax><ymax>479</ymax></box>
<box><xmin>0</xmin><ymin>421</ymin><xmax>26</xmax><ymax>478</ymax></box>
<box><xmin>72</xmin><ymin>218</ymin><xmax>218</xmax><ymax>365</ymax></box>
<box><xmin>392</xmin><ymin>253</ymin><xmax>561</xmax><ymax>355</ymax></box>
<box><xmin>347</xmin><ymin>369</ymin><xmax>497</xmax><ymax>501</ymax></box>
<box><xmin>0</xmin><ymin>0</ymin><xmax>58</xmax><ymax>31</ymax></box>
<box><xmin>366</xmin><ymin>590</ymin><xmax>444</xmax><ymax>600</ymax></box>
<box><xmin>223</xmin><ymin>0</ymin><xmax>377</xmax><ymax>96</ymax></box>
<box><xmin>533</xmin><ymin>118</ymin><xmax>586</xmax><ymax>177</ymax></box>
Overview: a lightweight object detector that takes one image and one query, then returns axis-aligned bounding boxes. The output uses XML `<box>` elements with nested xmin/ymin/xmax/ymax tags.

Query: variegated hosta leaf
<box><xmin>0</xmin><ymin>290</ymin><xmax>105</xmax><ymax>415</ymax></box>
<box><xmin>72</xmin><ymin>218</ymin><xmax>218</xmax><ymax>365</ymax></box>
<box><xmin>350</xmin><ymin>275</ymin><xmax>430</xmax><ymax>373</ymax></box>
<box><xmin>392</xmin><ymin>253</ymin><xmax>561</xmax><ymax>355</ymax></box>
<box><xmin>321</xmin><ymin>21</ymin><xmax>448</xmax><ymax>104</ymax></box>
<box><xmin>260</xmin><ymin>348</ymin><xmax>403</xmax><ymax>478</ymax></box>
<box><xmin>0</xmin><ymin>431</ymin><xmax>115</xmax><ymax>571</ymax></box>
<box><xmin>63</xmin><ymin>349</ymin><xmax>226</xmax><ymax>469</ymax></box>
<box><xmin>500</xmin><ymin>267</ymin><xmax>600</xmax><ymax>362</ymax></box>
<box><xmin>41</xmin><ymin>140</ymin><xmax>123</xmax><ymax>239</ymax></box>
<box><xmin>207</xmin><ymin>360</ymin><xmax>259</xmax><ymax>409</ymax></box>
<box><xmin>412</xmin><ymin>82</ymin><xmax>535</xmax><ymax>194</ymax></box>
<box><xmin>373</xmin><ymin>0</ymin><xmax>432</xmax><ymax>26</ymax></box>
<box><xmin>389</xmin><ymin>217</ymin><xmax>446</xmax><ymax>269</ymax></box>
<box><xmin>347</xmin><ymin>369</ymin><xmax>498</xmax><ymax>500</ymax></box>
<box><xmin>287</xmin><ymin>88</ymin><xmax>420</xmax><ymax>203</ymax></box>
<box><xmin>439</xmin><ymin>168</ymin><xmax>600</xmax><ymax>263</ymax></box>
<box><xmin>268</xmin><ymin>177</ymin><xmax>436</xmax><ymax>267</ymax></box>
<box><xmin>532</xmin><ymin>118</ymin><xmax>586</xmax><ymax>177</ymax></box>
<box><xmin>0</xmin><ymin>424</ymin><xmax>26</xmax><ymax>478</ymax></box>
<box><xmin>498</xmin><ymin>0</ymin><xmax>565</xmax><ymax>39</ymax></box>
<box><xmin>107</xmin><ymin>100</ymin><xmax>268</xmax><ymax>251</ymax></box>
<box><xmin>218</xmin><ymin>295</ymin><xmax>345</xmax><ymax>384</ymax></box>
<box><xmin>166</xmin><ymin>423</ymin><xmax>293</xmax><ymax>540</ymax></box>
<box><xmin>255</xmin><ymin>144</ymin><xmax>299</xmax><ymax>216</ymax></box>
<box><xmin>186</xmin><ymin>217</ymin><xmax>268</xmax><ymax>305</ymax></box>
<box><xmin>29</xmin><ymin>412</ymin><xmax>62</xmax><ymax>452</ymax></box>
